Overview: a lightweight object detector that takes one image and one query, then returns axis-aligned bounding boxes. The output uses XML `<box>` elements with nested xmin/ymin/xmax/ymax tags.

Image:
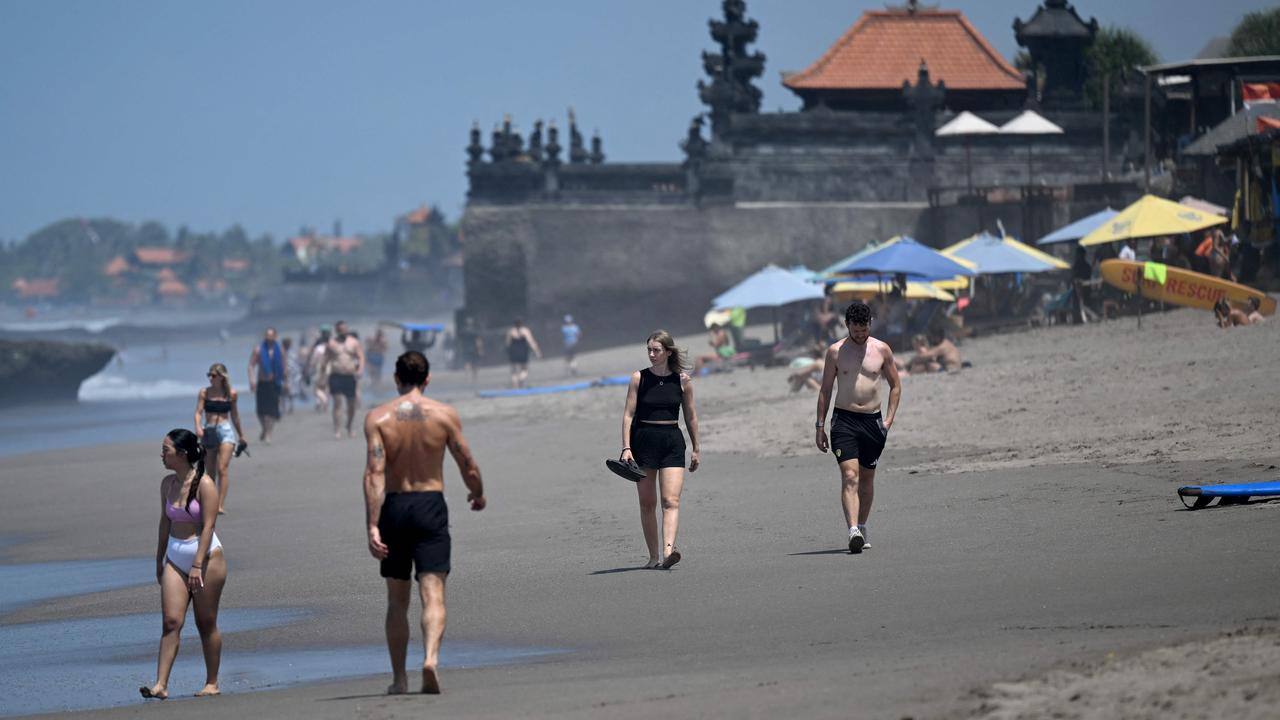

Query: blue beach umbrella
<box><xmin>712</xmin><ymin>264</ymin><xmax>825</xmax><ymax>343</ymax></box>
<box><xmin>943</xmin><ymin>233</ymin><xmax>1070</xmax><ymax>274</ymax></box>
<box><xmin>818</xmin><ymin>236</ymin><xmax>906</xmax><ymax>278</ymax></box>
<box><xmin>711</xmin><ymin>264</ymin><xmax>824</xmax><ymax>310</ymax></box>
<box><xmin>1035</xmin><ymin>208</ymin><xmax>1118</xmax><ymax>246</ymax></box>
<box><xmin>831</xmin><ymin>236</ymin><xmax>976</xmax><ymax>281</ymax></box>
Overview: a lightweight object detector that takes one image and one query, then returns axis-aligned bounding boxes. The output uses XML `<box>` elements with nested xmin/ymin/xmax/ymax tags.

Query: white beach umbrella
<box><xmin>999</xmin><ymin>110</ymin><xmax>1064</xmax><ymax>184</ymax></box>
<box><xmin>936</xmin><ymin>111</ymin><xmax>1000</xmax><ymax>193</ymax></box>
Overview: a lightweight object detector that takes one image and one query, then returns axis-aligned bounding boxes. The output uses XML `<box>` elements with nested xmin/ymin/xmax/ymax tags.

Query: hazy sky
<box><xmin>1</xmin><ymin>1</ymin><xmax>1272</xmax><ymax>242</ymax></box>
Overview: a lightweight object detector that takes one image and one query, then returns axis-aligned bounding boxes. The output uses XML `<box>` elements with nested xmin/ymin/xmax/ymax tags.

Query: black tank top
<box><xmin>635</xmin><ymin>368</ymin><xmax>682</xmax><ymax>422</ymax></box>
<box><xmin>204</xmin><ymin>397</ymin><xmax>232</xmax><ymax>414</ymax></box>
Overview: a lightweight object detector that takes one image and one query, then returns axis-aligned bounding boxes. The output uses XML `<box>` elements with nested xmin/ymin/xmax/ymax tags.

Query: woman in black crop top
<box><xmin>195</xmin><ymin>363</ymin><xmax>245</xmax><ymax>514</ymax></box>
<box><xmin>619</xmin><ymin>330</ymin><xmax>700</xmax><ymax>569</ymax></box>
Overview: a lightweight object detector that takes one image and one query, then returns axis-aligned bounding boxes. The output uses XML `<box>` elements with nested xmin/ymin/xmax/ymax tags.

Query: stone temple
<box><xmin>460</xmin><ymin>1</ymin><xmax>1145</xmax><ymax>347</ymax></box>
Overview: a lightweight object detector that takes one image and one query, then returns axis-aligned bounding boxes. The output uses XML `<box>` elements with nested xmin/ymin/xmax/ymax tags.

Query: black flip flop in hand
<box><xmin>235</xmin><ymin>439</ymin><xmax>250</xmax><ymax>458</ymax></box>
<box><xmin>605</xmin><ymin>453</ymin><xmax>644</xmax><ymax>482</ymax></box>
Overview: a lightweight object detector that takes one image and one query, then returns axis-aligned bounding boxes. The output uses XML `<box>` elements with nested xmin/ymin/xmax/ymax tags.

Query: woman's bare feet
<box><xmin>194</xmin><ymin>683</ymin><xmax>220</xmax><ymax>697</ymax></box>
<box><xmin>139</xmin><ymin>685</ymin><xmax>167</xmax><ymax>700</ymax></box>
<box><xmin>644</xmin><ymin>558</ymin><xmax>662</xmax><ymax>569</ymax></box>
<box><xmin>387</xmin><ymin>675</ymin><xmax>409</xmax><ymax>695</ymax></box>
<box><xmin>421</xmin><ymin>665</ymin><xmax>441</xmax><ymax>694</ymax></box>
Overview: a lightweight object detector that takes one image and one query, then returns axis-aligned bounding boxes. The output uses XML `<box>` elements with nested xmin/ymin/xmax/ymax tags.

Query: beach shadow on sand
<box><xmin>787</xmin><ymin>548</ymin><xmax>853</xmax><ymax>556</ymax></box>
<box><xmin>589</xmin><ymin>565</ymin><xmax>661</xmax><ymax>575</ymax></box>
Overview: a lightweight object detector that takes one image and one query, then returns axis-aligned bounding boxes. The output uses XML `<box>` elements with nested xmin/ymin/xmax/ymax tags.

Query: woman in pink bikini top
<box><xmin>141</xmin><ymin>428</ymin><xmax>227</xmax><ymax>701</ymax></box>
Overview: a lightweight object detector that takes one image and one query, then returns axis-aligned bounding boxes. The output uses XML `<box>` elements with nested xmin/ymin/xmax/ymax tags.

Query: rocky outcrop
<box><xmin>0</xmin><ymin>340</ymin><xmax>115</xmax><ymax>406</ymax></box>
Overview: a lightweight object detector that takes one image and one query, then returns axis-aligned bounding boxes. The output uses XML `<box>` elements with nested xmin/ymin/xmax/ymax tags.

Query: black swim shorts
<box><xmin>631</xmin><ymin>422</ymin><xmax>686</xmax><ymax>470</ymax></box>
<box><xmin>328</xmin><ymin>372</ymin><xmax>357</xmax><ymax>399</ymax></box>
<box><xmin>378</xmin><ymin>491</ymin><xmax>451</xmax><ymax>579</ymax></box>
<box><xmin>255</xmin><ymin>381</ymin><xmax>281</xmax><ymax>419</ymax></box>
<box><xmin>828</xmin><ymin>408</ymin><xmax>887</xmax><ymax>470</ymax></box>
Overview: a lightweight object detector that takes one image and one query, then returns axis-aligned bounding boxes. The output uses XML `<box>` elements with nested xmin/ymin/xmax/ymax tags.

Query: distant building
<box><xmin>11</xmin><ymin>277</ymin><xmax>60</xmax><ymax>300</ymax></box>
<box><xmin>783</xmin><ymin>5</ymin><xmax>1026</xmax><ymax>113</ymax></box>
<box><xmin>458</xmin><ymin>0</ymin><xmax>1142</xmax><ymax>340</ymax></box>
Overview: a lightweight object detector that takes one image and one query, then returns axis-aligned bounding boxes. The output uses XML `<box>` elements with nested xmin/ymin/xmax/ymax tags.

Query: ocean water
<box><xmin>0</xmin><ymin>314</ymin><xmax>457</xmax><ymax>458</ymax></box>
<box><xmin>0</xmin><ymin>333</ymin><xmax>245</xmax><ymax>457</ymax></box>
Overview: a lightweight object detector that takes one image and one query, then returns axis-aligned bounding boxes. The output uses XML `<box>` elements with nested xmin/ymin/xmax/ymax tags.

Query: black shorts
<box><xmin>631</xmin><ymin>422</ymin><xmax>686</xmax><ymax>470</ymax></box>
<box><xmin>255</xmin><ymin>381</ymin><xmax>281</xmax><ymax>418</ymax></box>
<box><xmin>379</xmin><ymin>491</ymin><xmax>450</xmax><ymax>579</ymax></box>
<box><xmin>328</xmin><ymin>373</ymin><xmax>357</xmax><ymax>399</ymax></box>
<box><xmin>829</xmin><ymin>408</ymin><xmax>887</xmax><ymax>470</ymax></box>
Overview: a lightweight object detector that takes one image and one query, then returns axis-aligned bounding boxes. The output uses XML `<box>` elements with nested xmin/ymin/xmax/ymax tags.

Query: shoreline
<box><xmin>1</xmin><ymin>307</ymin><xmax>1277</xmax><ymax>718</ymax></box>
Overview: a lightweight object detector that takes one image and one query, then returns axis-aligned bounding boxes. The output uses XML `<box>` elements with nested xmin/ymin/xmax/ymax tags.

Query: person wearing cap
<box><xmin>561</xmin><ymin>314</ymin><xmax>582</xmax><ymax>376</ymax></box>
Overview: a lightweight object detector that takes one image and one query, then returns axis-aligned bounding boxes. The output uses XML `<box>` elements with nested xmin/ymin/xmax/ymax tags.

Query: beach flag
<box><xmin>1143</xmin><ymin>262</ymin><xmax>1167</xmax><ymax>285</ymax></box>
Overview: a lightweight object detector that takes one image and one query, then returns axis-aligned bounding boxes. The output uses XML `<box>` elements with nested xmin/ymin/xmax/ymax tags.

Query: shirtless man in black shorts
<box><xmin>815</xmin><ymin>301</ymin><xmax>902</xmax><ymax>553</ymax></box>
<box><xmin>362</xmin><ymin>351</ymin><xmax>485</xmax><ymax>695</ymax></box>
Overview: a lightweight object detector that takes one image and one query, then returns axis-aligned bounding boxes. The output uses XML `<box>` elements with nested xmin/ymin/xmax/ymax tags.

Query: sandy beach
<box><xmin>2</xmin><ymin>308</ymin><xmax>1278</xmax><ymax>719</ymax></box>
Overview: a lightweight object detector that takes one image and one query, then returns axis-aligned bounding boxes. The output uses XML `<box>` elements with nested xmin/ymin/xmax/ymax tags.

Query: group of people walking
<box><xmin>143</xmin><ymin>300</ymin><xmax>900</xmax><ymax>699</ymax></box>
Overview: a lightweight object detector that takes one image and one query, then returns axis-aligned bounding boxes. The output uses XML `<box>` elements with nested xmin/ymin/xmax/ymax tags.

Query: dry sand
<box><xmin>1</xmin><ymin>308</ymin><xmax>1277</xmax><ymax>719</ymax></box>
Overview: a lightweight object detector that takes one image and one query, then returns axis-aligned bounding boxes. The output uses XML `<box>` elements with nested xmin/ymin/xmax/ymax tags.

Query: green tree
<box><xmin>1085</xmin><ymin>26</ymin><xmax>1159</xmax><ymax>109</ymax></box>
<box><xmin>1013</xmin><ymin>50</ymin><xmax>1045</xmax><ymax>98</ymax></box>
<box><xmin>1227</xmin><ymin>8</ymin><xmax>1280</xmax><ymax>57</ymax></box>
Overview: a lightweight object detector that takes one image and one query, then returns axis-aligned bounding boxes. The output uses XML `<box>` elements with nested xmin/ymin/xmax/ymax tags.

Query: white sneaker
<box><xmin>859</xmin><ymin>526</ymin><xmax>871</xmax><ymax>550</ymax></box>
<box><xmin>847</xmin><ymin>527</ymin><xmax>865</xmax><ymax>554</ymax></box>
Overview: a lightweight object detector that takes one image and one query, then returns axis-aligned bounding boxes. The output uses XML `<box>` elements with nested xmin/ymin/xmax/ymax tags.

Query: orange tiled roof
<box><xmin>134</xmin><ymin>247</ymin><xmax>189</xmax><ymax>265</ymax></box>
<box><xmin>103</xmin><ymin>255</ymin><xmax>131</xmax><ymax>277</ymax></box>
<box><xmin>784</xmin><ymin>8</ymin><xmax>1024</xmax><ymax>92</ymax></box>
<box><xmin>329</xmin><ymin>237</ymin><xmax>362</xmax><ymax>253</ymax></box>
<box><xmin>157</xmin><ymin>279</ymin><xmax>190</xmax><ymax>296</ymax></box>
<box><xmin>405</xmin><ymin>206</ymin><xmax>432</xmax><ymax>224</ymax></box>
<box><xmin>12</xmin><ymin>277</ymin><xmax>60</xmax><ymax>298</ymax></box>
<box><xmin>222</xmin><ymin>258</ymin><xmax>250</xmax><ymax>272</ymax></box>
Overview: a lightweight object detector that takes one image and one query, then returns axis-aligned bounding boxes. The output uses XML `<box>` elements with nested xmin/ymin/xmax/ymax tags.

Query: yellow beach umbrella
<box><xmin>831</xmin><ymin>280</ymin><xmax>956</xmax><ymax>302</ymax></box>
<box><xmin>1079</xmin><ymin>194</ymin><xmax>1226</xmax><ymax>247</ymax></box>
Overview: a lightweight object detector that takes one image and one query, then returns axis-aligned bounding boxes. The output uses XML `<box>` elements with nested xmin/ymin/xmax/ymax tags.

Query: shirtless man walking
<box><xmin>327</xmin><ymin>320</ymin><xmax>365</xmax><ymax>438</ymax></box>
<box><xmin>362</xmin><ymin>351</ymin><xmax>485</xmax><ymax>695</ymax></box>
<box><xmin>815</xmin><ymin>301</ymin><xmax>901</xmax><ymax>553</ymax></box>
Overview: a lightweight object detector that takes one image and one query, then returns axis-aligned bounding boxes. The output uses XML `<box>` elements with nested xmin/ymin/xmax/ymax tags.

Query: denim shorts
<box><xmin>203</xmin><ymin>422</ymin><xmax>237</xmax><ymax>448</ymax></box>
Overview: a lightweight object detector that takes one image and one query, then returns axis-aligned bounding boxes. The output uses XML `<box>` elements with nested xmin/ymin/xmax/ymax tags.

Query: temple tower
<box><xmin>1014</xmin><ymin>0</ymin><xmax>1098</xmax><ymax>108</ymax></box>
<box><xmin>697</xmin><ymin>0</ymin><xmax>766</xmax><ymax>140</ymax></box>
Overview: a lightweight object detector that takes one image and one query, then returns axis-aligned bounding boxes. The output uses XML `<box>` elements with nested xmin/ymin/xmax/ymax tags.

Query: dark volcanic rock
<box><xmin>0</xmin><ymin>340</ymin><xmax>115</xmax><ymax>407</ymax></box>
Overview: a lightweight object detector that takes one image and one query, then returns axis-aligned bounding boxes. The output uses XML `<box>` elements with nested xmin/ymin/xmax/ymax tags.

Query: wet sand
<box><xmin>2</xmin><ymin>308</ymin><xmax>1278</xmax><ymax>718</ymax></box>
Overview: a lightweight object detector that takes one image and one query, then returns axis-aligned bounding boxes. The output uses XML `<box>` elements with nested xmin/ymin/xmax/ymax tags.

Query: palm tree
<box><xmin>1085</xmin><ymin>27</ymin><xmax>1158</xmax><ymax>110</ymax></box>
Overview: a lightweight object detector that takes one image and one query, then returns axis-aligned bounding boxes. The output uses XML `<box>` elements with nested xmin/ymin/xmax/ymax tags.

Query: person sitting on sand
<box><xmin>1245</xmin><ymin>297</ymin><xmax>1266</xmax><ymax>325</ymax></box>
<box><xmin>142</xmin><ymin>429</ymin><xmax>226</xmax><ymax>701</ymax></box>
<box><xmin>692</xmin><ymin>323</ymin><xmax>734</xmax><ymax>375</ymax></box>
<box><xmin>907</xmin><ymin>330</ymin><xmax>963</xmax><ymax>373</ymax></box>
<box><xmin>1213</xmin><ymin>299</ymin><xmax>1250</xmax><ymax>328</ymax></box>
<box><xmin>788</xmin><ymin>346</ymin><xmax>826</xmax><ymax>392</ymax></box>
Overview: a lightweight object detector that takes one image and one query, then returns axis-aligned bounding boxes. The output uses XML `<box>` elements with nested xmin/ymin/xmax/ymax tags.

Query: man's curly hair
<box><xmin>844</xmin><ymin>301</ymin><xmax>872</xmax><ymax>326</ymax></box>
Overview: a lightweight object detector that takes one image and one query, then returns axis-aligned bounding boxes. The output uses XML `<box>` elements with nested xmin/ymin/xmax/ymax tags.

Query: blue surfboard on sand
<box><xmin>1177</xmin><ymin>480</ymin><xmax>1280</xmax><ymax>509</ymax></box>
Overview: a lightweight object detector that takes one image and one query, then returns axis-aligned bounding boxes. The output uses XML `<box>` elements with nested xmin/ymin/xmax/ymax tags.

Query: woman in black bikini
<box><xmin>194</xmin><ymin>363</ymin><xmax>245</xmax><ymax>514</ymax></box>
<box><xmin>619</xmin><ymin>330</ymin><xmax>700</xmax><ymax>568</ymax></box>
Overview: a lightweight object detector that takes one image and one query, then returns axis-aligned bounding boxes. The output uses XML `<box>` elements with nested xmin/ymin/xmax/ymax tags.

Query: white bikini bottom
<box><xmin>166</xmin><ymin>533</ymin><xmax>222</xmax><ymax>574</ymax></box>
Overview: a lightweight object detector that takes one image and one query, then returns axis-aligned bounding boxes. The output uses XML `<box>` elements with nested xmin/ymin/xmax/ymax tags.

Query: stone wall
<box><xmin>461</xmin><ymin>202</ymin><xmax>928</xmax><ymax>351</ymax></box>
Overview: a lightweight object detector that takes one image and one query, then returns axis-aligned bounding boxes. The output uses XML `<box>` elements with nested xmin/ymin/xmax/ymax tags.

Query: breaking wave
<box><xmin>79</xmin><ymin>375</ymin><xmax>203</xmax><ymax>401</ymax></box>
